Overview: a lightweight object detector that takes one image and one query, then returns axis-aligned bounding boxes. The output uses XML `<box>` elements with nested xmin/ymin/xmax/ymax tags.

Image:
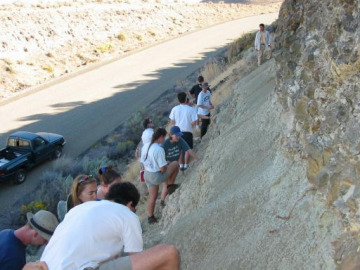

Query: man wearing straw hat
<box><xmin>0</xmin><ymin>210</ymin><xmax>59</xmax><ymax>270</ymax></box>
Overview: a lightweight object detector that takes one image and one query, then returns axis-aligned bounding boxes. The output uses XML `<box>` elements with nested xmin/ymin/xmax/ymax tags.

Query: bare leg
<box><xmin>147</xmin><ymin>186</ymin><xmax>159</xmax><ymax>217</ymax></box>
<box><xmin>167</xmin><ymin>161</ymin><xmax>179</xmax><ymax>184</ymax></box>
<box><xmin>185</xmin><ymin>151</ymin><xmax>190</xmax><ymax>164</ymax></box>
<box><xmin>131</xmin><ymin>245</ymin><xmax>180</xmax><ymax>270</ymax></box>
<box><xmin>161</xmin><ymin>161</ymin><xmax>179</xmax><ymax>201</ymax></box>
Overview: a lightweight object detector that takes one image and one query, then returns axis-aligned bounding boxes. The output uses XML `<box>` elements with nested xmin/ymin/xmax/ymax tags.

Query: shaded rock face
<box><xmin>274</xmin><ymin>0</ymin><xmax>359</xmax><ymax>267</ymax></box>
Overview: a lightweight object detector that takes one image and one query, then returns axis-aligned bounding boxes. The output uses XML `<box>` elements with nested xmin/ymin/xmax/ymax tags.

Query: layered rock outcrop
<box><xmin>275</xmin><ymin>1</ymin><xmax>359</xmax><ymax>266</ymax></box>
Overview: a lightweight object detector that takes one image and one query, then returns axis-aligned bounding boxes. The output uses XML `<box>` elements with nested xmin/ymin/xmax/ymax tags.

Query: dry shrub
<box><xmin>117</xmin><ymin>33</ymin><xmax>127</xmax><ymax>41</ymax></box>
<box><xmin>123</xmin><ymin>160</ymin><xmax>141</xmax><ymax>183</ymax></box>
<box><xmin>202</xmin><ymin>61</ymin><xmax>224</xmax><ymax>83</ymax></box>
<box><xmin>225</xmin><ymin>31</ymin><xmax>256</xmax><ymax>64</ymax></box>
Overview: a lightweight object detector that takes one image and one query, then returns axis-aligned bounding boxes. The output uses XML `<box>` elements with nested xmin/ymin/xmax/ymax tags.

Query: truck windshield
<box><xmin>7</xmin><ymin>138</ymin><xmax>31</xmax><ymax>148</ymax></box>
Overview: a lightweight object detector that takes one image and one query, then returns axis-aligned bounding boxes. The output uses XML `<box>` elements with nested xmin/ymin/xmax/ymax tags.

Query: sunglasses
<box><xmin>78</xmin><ymin>174</ymin><xmax>93</xmax><ymax>185</ymax></box>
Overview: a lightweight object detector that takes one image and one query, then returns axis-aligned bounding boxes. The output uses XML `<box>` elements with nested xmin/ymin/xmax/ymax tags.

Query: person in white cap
<box><xmin>0</xmin><ymin>210</ymin><xmax>58</xmax><ymax>270</ymax></box>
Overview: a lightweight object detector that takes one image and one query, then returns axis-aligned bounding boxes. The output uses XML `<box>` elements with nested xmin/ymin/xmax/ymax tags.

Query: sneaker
<box><xmin>148</xmin><ymin>215</ymin><xmax>158</xmax><ymax>224</ymax></box>
<box><xmin>179</xmin><ymin>164</ymin><xmax>185</xmax><ymax>171</ymax></box>
<box><xmin>160</xmin><ymin>200</ymin><xmax>166</xmax><ymax>207</ymax></box>
<box><xmin>183</xmin><ymin>164</ymin><xmax>189</xmax><ymax>171</ymax></box>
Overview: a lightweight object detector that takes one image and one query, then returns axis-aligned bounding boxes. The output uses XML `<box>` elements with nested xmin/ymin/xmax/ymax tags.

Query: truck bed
<box><xmin>0</xmin><ymin>150</ymin><xmax>24</xmax><ymax>168</ymax></box>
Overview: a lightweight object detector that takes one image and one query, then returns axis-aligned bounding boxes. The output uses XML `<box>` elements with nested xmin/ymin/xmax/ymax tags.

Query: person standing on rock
<box><xmin>189</xmin><ymin>75</ymin><xmax>204</xmax><ymax>104</ymax></box>
<box><xmin>197</xmin><ymin>82</ymin><xmax>213</xmax><ymax>138</ymax></box>
<box><xmin>255</xmin><ymin>23</ymin><xmax>272</xmax><ymax>66</ymax></box>
<box><xmin>141</xmin><ymin>128</ymin><xmax>179</xmax><ymax>224</ymax></box>
<box><xmin>0</xmin><ymin>210</ymin><xmax>58</xmax><ymax>270</ymax></box>
<box><xmin>169</xmin><ymin>92</ymin><xmax>198</xmax><ymax>170</ymax></box>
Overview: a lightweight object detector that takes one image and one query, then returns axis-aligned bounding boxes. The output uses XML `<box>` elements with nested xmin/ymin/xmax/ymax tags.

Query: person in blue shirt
<box><xmin>163</xmin><ymin>126</ymin><xmax>200</xmax><ymax>165</ymax></box>
<box><xmin>0</xmin><ymin>210</ymin><xmax>58</xmax><ymax>270</ymax></box>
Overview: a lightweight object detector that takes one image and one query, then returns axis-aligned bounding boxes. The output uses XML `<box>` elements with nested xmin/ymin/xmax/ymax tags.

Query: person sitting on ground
<box><xmin>57</xmin><ymin>174</ymin><xmax>98</xmax><ymax>221</ymax></box>
<box><xmin>141</xmin><ymin>128</ymin><xmax>179</xmax><ymax>224</ymax></box>
<box><xmin>41</xmin><ymin>182</ymin><xmax>180</xmax><ymax>270</ymax></box>
<box><xmin>163</xmin><ymin>126</ymin><xmax>200</xmax><ymax>172</ymax></box>
<box><xmin>97</xmin><ymin>165</ymin><xmax>122</xmax><ymax>200</ymax></box>
<box><xmin>189</xmin><ymin>75</ymin><xmax>204</xmax><ymax>104</ymax></box>
<box><xmin>0</xmin><ymin>210</ymin><xmax>58</xmax><ymax>270</ymax></box>
<box><xmin>169</xmin><ymin>92</ymin><xmax>198</xmax><ymax>171</ymax></box>
<box><xmin>197</xmin><ymin>82</ymin><xmax>214</xmax><ymax>138</ymax></box>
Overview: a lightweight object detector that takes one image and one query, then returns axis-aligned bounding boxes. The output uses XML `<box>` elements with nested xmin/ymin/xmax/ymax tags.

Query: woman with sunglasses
<box><xmin>57</xmin><ymin>174</ymin><xmax>97</xmax><ymax>221</ymax></box>
<box><xmin>68</xmin><ymin>174</ymin><xmax>98</xmax><ymax>210</ymax></box>
<box><xmin>97</xmin><ymin>165</ymin><xmax>122</xmax><ymax>200</ymax></box>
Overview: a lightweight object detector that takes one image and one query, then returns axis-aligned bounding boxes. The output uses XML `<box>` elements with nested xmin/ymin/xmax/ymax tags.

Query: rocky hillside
<box><xmin>275</xmin><ymin>0</ymin><xmax>360</xmax><ymax>267</ymax></box>
<box><xmin>0</xmin><ymin>0</ymin><xmax>281</xmax><ymax>101</ymax></box>
<box><xmin>142</xmin><ymin>0</ymin><xmax>359</xmax><ymax>269</ymax></box>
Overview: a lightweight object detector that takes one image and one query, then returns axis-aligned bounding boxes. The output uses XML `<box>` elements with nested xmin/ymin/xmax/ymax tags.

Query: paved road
<box><xmin>0</xmin><ymin>13</ymin><xmax>278</xmax><ymax>211</ymax></box>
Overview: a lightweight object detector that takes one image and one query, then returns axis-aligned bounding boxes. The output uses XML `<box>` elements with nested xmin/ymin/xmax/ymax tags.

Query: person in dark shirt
<box><xmin>189</xmin><ymin>75</ymin><xmax>204</xmax><ymax>104</ymax></box>
<box><xmin>0</xmin><ymin>210</ymin><xmax>58</xmax><ymax>270</ymax></box>
<box><xmin>163</xmin><ymin>126</ymin><xmax>200</xmax><ymax>164</ymax></box>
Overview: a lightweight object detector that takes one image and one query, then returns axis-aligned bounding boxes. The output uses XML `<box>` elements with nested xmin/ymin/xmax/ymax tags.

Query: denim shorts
<box><xmin>144</xmin><ymin>170</ymin><xmax>168</xmax><ymax>188</ymax></box>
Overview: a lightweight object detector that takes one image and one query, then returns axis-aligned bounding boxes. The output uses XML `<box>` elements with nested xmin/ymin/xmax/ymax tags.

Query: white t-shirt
<box><xmin>169</xmin><ymin>104</ymin><xmax>198</xmax><ymax>133</ymax></box>
<box><xmin>197</xmin><ymin>90</ymin><xmax>212</xmax><ymax>116</ymax></box>
<box><xmin>41</xmin><ymin>200</ymin><xmax>143</xmax><ymax>270</ymax></box>
<box><xmin>140</xmin><ymin>142</ymin><xmax>167</xmax><ymax>172</ymax></box>
<box><xmin>141</xmin><ymin>128</ymin><xmax>154</xmax><ymax>145</ymax></box>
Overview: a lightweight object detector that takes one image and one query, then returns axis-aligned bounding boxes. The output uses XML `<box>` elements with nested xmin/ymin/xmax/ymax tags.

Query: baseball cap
<box><xmin>170</xmin><ymin>126</ymin><xmax>183</xmax><ymax>137</ymax></box>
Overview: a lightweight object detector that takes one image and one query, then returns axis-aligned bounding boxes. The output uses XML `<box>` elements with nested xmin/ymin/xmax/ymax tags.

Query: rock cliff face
<box><xmin>275</xmin><ymin>0</ymin><xmax>359</xmax><ymax>267</ymax></box>
<box><xmin>147</xmin><ymin>0</ymin><xmax>359</xmax><ymax>269</ymax></box>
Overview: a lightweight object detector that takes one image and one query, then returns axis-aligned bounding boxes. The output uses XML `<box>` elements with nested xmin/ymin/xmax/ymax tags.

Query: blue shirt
<box><xmin>162</xmin><ymin>138</ymin><xmax>190</xmax><ymax>161</ymax></box>
<box><xmin>0</xmin><ymin>229</ymin><xmax>26</xmax><ymax>270</ymax></box>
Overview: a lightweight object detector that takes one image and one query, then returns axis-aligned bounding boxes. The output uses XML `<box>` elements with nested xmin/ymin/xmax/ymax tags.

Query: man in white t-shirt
<box><xmin>40</xmin><ymin>182</ymin><xmax>179</xmax><ymax>270</ymax></box>
<box><xmin>197</xmin><ymin>82</ymin><xmax>213</xmax><ymax>138</ymax></box>
<box><xmin>169</xmin><ymin>92</ymin><xmax>198</xmax><ymax>170</ymax></box>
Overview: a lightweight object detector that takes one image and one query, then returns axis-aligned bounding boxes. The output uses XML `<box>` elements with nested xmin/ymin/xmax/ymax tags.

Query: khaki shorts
<box><xmin>144</xmin><ymin>170</ymin><xmax>168</xmax><ymax>188</ymax></box>
<box><xmin>89</xmin><ymin>256</ymin><xmax>131</xmax><ymax>270</ymax></box>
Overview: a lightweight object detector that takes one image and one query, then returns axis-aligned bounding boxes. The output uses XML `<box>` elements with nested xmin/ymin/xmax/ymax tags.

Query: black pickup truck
<box><xmin>0</xmin><ymin>131</ymin><xmax>66</xmax><ymax>184</ymax></box>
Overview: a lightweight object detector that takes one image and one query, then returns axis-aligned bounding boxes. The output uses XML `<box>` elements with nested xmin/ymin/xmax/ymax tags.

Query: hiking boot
<box><xmin>148</xmin><ymin>215</ymin><xmax>158</xmax><ymax>224</ymax></box>
<box><xmin>160</xmin><ymin>200</ymin><xmax>166</xmax><ymax>208</ymax></box>
<box><xmin>167</xmin><ymin>184</ymin><xmax>179</xmax><ymax>195</ymax></box>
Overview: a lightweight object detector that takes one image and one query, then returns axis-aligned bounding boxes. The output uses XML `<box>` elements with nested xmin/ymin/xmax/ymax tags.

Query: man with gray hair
<box><xmin>255</xmin><ymin>23</ymin><xmax>272</xmax><ymax>66</ymax></box>
<box><xmin>0</xmin><ymin>210</ymin><xmax>59</xmax><ymax>270</ymax></box>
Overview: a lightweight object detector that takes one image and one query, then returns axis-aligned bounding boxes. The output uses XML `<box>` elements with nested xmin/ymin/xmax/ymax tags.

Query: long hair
<box><xmin>98</xmin><ymin>165</ymin><xmax>121</xmax><ymax>185</ymax></box>
<box><xmin>71</xmin><ymin>174</ymin><xmax>97</xmax><ymax>207</ymax></box>
<box><xmin>144</xmin><ymin>127</ymin><xmax>167</xmax><ymax>160</ymax></box>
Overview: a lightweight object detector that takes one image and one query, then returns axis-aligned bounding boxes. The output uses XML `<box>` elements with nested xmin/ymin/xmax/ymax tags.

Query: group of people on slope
<box><xmin>0</xmin><ymin>23</ymin><xmax>272</xmax><ymax>270</ymax></box>
<box><xmin>1</xmin><ymin>169</ymin><xmax>180</xmax><ymax>270</ymax></box>
<box><xmin>137</xmin><ymin>77</ymin><xmax>214</xmax><ymax>224</ymax></box>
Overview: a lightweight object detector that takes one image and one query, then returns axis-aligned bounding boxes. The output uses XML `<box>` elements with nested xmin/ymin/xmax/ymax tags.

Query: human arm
<box><xmin>23</xmin><ymin>262</ymin><xmax>48</xmax><ymax>270</ymax></box>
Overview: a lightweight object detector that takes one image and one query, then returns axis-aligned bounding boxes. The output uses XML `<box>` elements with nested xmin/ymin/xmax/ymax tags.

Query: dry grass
<box><xmin>202</xmin><ymin>61</ymin><xmax>224</xmax><ymax>83</ymax></box>
<box><xmin>123</xmin><ymin>159</ymin><xmax>141</xmax><ymax>183</ymax></box>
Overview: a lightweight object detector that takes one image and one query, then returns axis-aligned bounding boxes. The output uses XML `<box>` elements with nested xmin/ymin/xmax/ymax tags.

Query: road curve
<box><xmin>0</xmin><ymin>13</ymin><xmax>278</xmax><ymax>213</ymax></box>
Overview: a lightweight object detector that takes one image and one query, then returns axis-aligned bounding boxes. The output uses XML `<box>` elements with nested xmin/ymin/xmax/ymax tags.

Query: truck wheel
<box><xmin>14</xmin><ymin>169</ymin><xmax>27</xmax><ymax>185</ymax></box>
<box><xmin>53</xmin><ymin>146</ymin><xmax>62</xmax><ymax>159</ymax></box>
